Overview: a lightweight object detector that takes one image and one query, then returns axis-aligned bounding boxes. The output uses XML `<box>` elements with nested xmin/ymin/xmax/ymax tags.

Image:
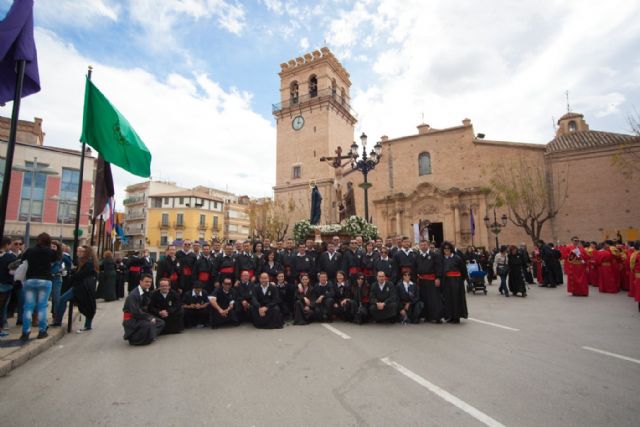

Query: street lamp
<box><xmin>349</xmin><ymin>132</ymin><xmax>382</xmax><ymax>222</ymax></box>
<box><xmin>483</xmin><ymin>208</ymin><xmax>508</xmax><ymax>251</ymax></box>
<box><xmin>12</xmin><ymin>157</ymin><xmax>58</xmax><ymax>246</ymax></box>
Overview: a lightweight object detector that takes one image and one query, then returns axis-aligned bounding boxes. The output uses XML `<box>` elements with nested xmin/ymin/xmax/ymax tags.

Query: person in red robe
<box><xmin>586</xmin><ymin>242</ymin><xmax>599</xmax><ymax>287</ymax></box>
<box><xmin>597</xmin><ymin>241</ymin><xmax>619</xmax><ymax>293</ymax></box>
<box><xmin>628</xmin><ymin>242</ymin><xmax>638</xmax><ymax>299</ymax></box>
<box><xmin>558</xmin><ymin>243</ymin><xmax>571</xmax><ymax>290</ymax></box>
<box><xmin>564</xmin><ymin>237</ymin><xmax>589</xmax><ymax>296</ymax></box>
<box><xmin>618</xmin><ymin>244</ymin><xmax>630</xmax><ymax>292</ymax></box>
<box><xmin>533</xmin><ymin>247</ymin><xmax>543</xmax><ymax>284</ymax></box>
<box><xmin>629</xmin><ymin>241</ymin><xmax>640</xmax><ymax>311</ymax></box>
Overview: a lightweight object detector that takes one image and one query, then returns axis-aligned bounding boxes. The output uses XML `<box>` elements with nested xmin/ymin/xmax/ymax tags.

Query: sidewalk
<box><xmin>0</xmin><ymin>306</ymin><xmax>78</xmax><ymax>377</ymax></box>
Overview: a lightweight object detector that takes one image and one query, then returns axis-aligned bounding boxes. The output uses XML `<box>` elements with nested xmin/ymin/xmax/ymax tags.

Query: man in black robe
<box><xmin>235</xmin><ymin>271</ymin><xmax>254</xmax><ymax>323</ymax></box>
<box><xmin>440</xmin><ymin>241</ymin><xmax>468</xmax><ymax>324</ymax></box>
<box><xmin>126</xmin><ymin>252</ymin><xmax>145</xmax><ymax>292</ymax></box>
<box><xmin>342</xmin><ymin>239</ymin><xmax>363</xmax><ymax>285</ymax></box>
<box><xmin>369</xmin><ymin>271</ymin><xmax>398</xmax><ymax>323</ymax></box>
<box><xmin>311</xmin><ymin>272</ymin><xmax>335</xmax><ymax>322</ymax></box>
<box><xmin>236</xmin><ymin>241</ymin><xmax>258</xmax><ymax>281</ymax></box>
<box><xmin>122</xmin><ymin>274</ymin><xmax>164</xmax><ymax>345</ymax></box>
<box><xmin>215</xmin><ymin>244</ymin><xmax>238</xmax><ymax>284</ymax></box>
<box><xmin>293</xmin><ymin>243</ymin><xmax>315</xmax><ymax>283</ymax></box>
<box><xmin>182</xmin><ymin>281</ymin><xmax>210</xmax><ymax>328</ymax></box>
<box><xmin>250</xmin><ymin>273</ymin><xmax>283</xmax><ymax>329</ymax></box>
<box><xmin>394</xmin><ymin>237</ymin><xmax>416</xmax><ymax>282</ymax></box>
<box><xmin>415</xmin><ymin>240</ymin><xmax>443</xmax><ymax>323</ymax></box>
<box><xmin>156</xmin><ymin>245</ymin><xmax>181</xmax><ymax>291</ymax></box>
<box><xmin>317</xmin><ymin>242</ymin><xmax>342</xmax><ymax>282</ymax></box>
<box><xmin>194</xmin><ymin>243</ymin><xmax>215</xmax><ymax>292</ymax></box>
<box><xmin>374</xmin><ymin>246</ymin><xmax>395</xmax><ymax>284</ymax></box>
<box><xmin>397</xmin><ymin>272</ymin><xmax>423</xmax><ymax>324</ymax></box>
<box><xmin>209</xmin><ymin>278</ymin><xmax>240</xmax><ymax>328</ymax></box>
<box><xmin>148</xmin><ymin>277</ymin><xmax>184</xmax><ymax>334</ymax></box>
<box><xmin>177</xmin><ymin>240</ymin><xmax>197</xmax><ymax>292</ymax></box>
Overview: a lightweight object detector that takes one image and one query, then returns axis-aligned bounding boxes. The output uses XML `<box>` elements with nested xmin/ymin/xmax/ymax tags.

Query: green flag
<box><xmin>80</xmin><ymin>77</ymin><xmax>151</xmax><ymax>177</ymax></box>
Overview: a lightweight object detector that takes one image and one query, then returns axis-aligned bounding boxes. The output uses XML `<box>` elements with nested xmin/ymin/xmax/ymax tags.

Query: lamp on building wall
<box><xmin>349</xmin><ymin>132</ymin><xmax>382</xmax><ymax>222</ymax></box>
<box><xmin>483</xmin><ymin>208</ymin><xmax>508</xmax><ymax>250</ymax></box>
<box><xmin>13</xmin><ymin>157</ymin><xmax>58</xmax><ymax>246</ymax></box>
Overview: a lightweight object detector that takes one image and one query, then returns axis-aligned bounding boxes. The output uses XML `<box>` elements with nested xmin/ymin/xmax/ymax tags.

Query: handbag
<box><xmin>14</xmin><ymin>260</ymin><xmax>28</xmax><ymax>282</ymax></box>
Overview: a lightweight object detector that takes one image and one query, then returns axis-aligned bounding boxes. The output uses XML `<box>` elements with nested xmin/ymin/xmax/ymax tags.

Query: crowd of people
<box><xmin>2</xmin><ymin>232</ymin><xmax>638</xmax><ymax>347</ymax></box>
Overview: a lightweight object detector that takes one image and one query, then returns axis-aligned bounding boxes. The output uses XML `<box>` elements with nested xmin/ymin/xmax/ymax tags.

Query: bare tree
<box><xmin>490</xmin><ymin>157</ymin><xmax>569</xmax><ymax>245</ymax></box>
<box><xmin>611</xmin><ymin>110</ymin><xmax>640</xmax><ymax>178</ymax></box>
<box><xmin>248</xmin><ymin>199</ymin><xmax>289</xmax><ymax>241</ymax></box>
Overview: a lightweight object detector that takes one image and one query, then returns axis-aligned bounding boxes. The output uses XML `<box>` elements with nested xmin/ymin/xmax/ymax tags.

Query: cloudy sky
<box><xmin>1</xmin><ymin>0</ymin><xmax>639</xmax><ymax>205</ymax></box>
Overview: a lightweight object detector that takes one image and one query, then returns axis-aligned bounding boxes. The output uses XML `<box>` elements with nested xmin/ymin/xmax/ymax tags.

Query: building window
<box><xmin>152</xmin><ymin>198</ymin><xmax>161</xmax><ymax>208</ymax></box>
<box><xmin>213</xmin><ymin>215</ymin><xmax>219</xmax><ymax>231</ymax></box>
<box><xmin>309</xmin><ymin>75</ymin><xmax>318</xmax><ymax>98</ymax></box>
<box><xmin>331</xmin><ymin>79</ymin><xmax>337</xmax><ymax>97</ymax></box>
<box><xmin>160</xmin><ymin>232</ymin><xmax>168</xmax><ymax>246</ymax></box>
<box><xmin>568</xmin><ymin>120</ymin><xmax>577</xmax><ymax>132</ymax></box>
<box><xmin>163</xmin><ymin>197</ymin><xmax>169</xmax><ymax>204</ymax></box>
<box><xmin>176</xmin><ymin>231</ymin><xmax>183</xmax><ymax>240</ymax></box>
<box><xmin>161</xmin><ymin>213</ymin><xmax>169</xmax><ymax>225</ymax></box>
<box><xmin>57</xmin><ymin>168</ymin><xmax>79</xmax><ymax>223</ymax></box>
<box><xmin>292</xmin><ymin>165</ymin><xmax>301</xmax><ymax>179</ymax></box>
<box><xmin>199</xmin><ymin>214</ymin><xmax>206</xmax><ymax>226</ymax></box>
<box><xmin>340</xmin><ymin>88</ymin><xmax>346</xmax><ymax>106</ymax></box>
<box><xmin>19</xmin><ymin>162</ymin><xmax>48</xmax><ymax>222</ymax></box>
<box><xmin>418</xmin><ymin>152</ymin><xmax>432</xmax><ymax>176</ymax></box>
<box><xmin>176</xmin><ymin>213</ymin><xmax>184</xmax><ymax>225</ymax></box>
<box><xmin>290</xmin><ymin>81</ymin><xmax>299</xmax><ymax>105</ymax></box>
<box><xmin>179</xmin><ymin>197</ymin><xmax>184</xmax><ymax>205</ymax></box>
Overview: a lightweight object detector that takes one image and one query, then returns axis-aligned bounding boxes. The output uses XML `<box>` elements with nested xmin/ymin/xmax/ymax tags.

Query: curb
<box><xmin>0</xmin><ymin>309</ymin><xmax>79</xmax><ymax>377</ymax></box>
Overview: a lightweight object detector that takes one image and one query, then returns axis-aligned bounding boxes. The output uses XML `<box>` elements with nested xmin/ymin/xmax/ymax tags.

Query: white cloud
<box><xmin>37</xmin><ymin>0</ymin><xmax>120</xmax><ymax>26</ymax></box>
<box><xmin>0</xmin><ymin>29</ymin><xmax>275</xmax><ymax>206</ymax></box>
<box><xmin>299</xmin><ymin>37</ymin><xmax>309</xmax><ymax>51</ymax></box>
<box><xmin>329</xmin><ymin>0</ymin><xmax>640</xmax><ymax>143</ymax></box>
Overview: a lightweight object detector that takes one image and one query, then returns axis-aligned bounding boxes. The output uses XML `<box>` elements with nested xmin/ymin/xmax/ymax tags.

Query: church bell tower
<box><xmin>273</xmin><ymin>47</ymin><xmax>357</xmax><ymax>229</ymax></box>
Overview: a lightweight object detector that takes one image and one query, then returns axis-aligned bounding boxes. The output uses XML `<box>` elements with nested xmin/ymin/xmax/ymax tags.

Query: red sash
<box><xmin>129</xmin><ymin>266</ymin><xmax>141</xmax><ymax>273</ymax></box>
<box><xmin>219</xmin><ymin>266</ymin><xmax>234</xmax><ymax>274</ymax></box>
<box><xmin>445</xmin><ymin>271</ymin><xmax>462</xmax><ymax>277</ymax></box>
<box><xmin>198</xmin><ymin>272</ymin><xmax>210</xmax><ymax>282</ymax></box>
<box><xmin>362</xmin><ymin>268</ymin><xmax>374</xmax><ymax>276</ymax></box>
<box><xmin>170</xmin><ymin>272</ymin><xmax>178</xmax><ymax>282</ymax></box>
<box><xmin>348</xmin><ymin>267</ymin><xmax>361</xmax><ymax>274</ymax></box>
<box><xmin>183</xmin><ymin>266</ymin><xmax>193</xmax><ymax>276</ymax></box>
<box><xmin>123</xmin><ymin>312</ymin><xmax>132</xmax><ymax>321</ymax></box>
<box><xmin>418</xmin><ymin>274</ymin><xmax>436</xmax><ymax>280</ymax></box>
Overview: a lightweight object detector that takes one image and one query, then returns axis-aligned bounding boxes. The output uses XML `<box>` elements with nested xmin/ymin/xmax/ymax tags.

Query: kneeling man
<box><xmin>182</xmin><ymin>281</ymin><xmax>210</xmax><ymax>328</ymax></box>
<box><xmin>122</xmin><ymin>274</ymin><xmax>164</xmax><ymax>345</ymax></box>
<box><xmin>149</xmin><ymin>277</ymin><xmax>184</xmax><ymax>334</ymax></box>
<box><xmin>369</xmin><ymin>271</ymin><xmax>398</xmax><ymax>323</ymax></box>
<box><xmin>209</xmin><ymin>277</ymin><xmax>240</xmax><ymax>328</ymax></box>
<box><xmin>251</xmin><ymin>273</ymin><xmax>284</xmax><ymax>329</ymax></box>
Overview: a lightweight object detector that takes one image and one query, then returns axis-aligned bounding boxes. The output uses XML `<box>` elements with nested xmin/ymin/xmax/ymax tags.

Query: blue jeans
<box><xmin>51</xmin><ymin>276</ymin><xmax>62</xmax><ymax>317</ymax></box>
<box><xmin>22</xmin><ymin>279</ymin><xmax>52</xmax><ymax>334</ymax></box>
<box><xmin>499</xmin><ymin>273</ymin><xmax>509</xmax><ymax>295</ymax></box>
<box><xmin>55</xmin><ymin>288</ymin><xmax>92</xmax><ymax>329</ymax></box>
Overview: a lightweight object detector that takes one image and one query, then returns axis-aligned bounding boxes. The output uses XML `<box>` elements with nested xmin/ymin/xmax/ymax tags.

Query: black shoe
<box><xmin>19</xmin><ymin>332</ymin><xmax>29</xmax><ymax>342</ymax></box>
<box><xmin>37</xmin><ymin>330</ymin><xmax>48</xmax><ymax>339</ymax></box>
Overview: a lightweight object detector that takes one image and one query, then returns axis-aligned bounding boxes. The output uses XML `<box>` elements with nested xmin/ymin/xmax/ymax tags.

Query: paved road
<box><xmin>0</xmin><ymin>283</ymin><xmax>638</xmax><ymax>426</ymax></box>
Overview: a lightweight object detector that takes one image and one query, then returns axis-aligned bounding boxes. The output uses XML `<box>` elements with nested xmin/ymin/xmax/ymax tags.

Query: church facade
<box><xmin>273</xmin><ymin>48</ymin><xmax>640</xmax><ymax>247</ymax></box>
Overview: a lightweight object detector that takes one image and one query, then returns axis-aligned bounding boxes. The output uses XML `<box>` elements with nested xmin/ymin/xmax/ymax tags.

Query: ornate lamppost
<box><xmin>483</xmin><ymin>208</ymin><xmax>508</xmax><ymax>250</ymax></box>
<box><xmin>349</xmin><ymin>133</ymin><xmax>382</xmax><ymax>222</ymax></box>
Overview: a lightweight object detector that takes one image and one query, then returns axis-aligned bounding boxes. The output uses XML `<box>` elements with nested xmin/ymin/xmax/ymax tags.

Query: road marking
<box><xmin>381</xmin><ymin>357</ymin><xmax>506</xmax><ymax>427</ymax></box>
<box><xmin>322</xmin><ymin>323</ymin><xmax>351</xmax><ymax>340</ymax></box>
<box><xmin>467</xmin><ymin>317</ymin><xmax>519</xmax><ymax>331</ymax></box>
<box><xmin>582</xmin><ymin>346</ymin><xmax>640</xmax><ymax>365</ymax></box>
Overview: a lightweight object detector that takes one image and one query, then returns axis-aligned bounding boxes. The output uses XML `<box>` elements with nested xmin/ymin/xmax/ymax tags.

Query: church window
<box><xmin>340</xmin><ymin>88</ymin><xmax>346</xmax><ymax>105</ymax></box>
<box><xmin>292</xmin><ymin>165</ymin><xmax>301</xmax><ymax>179</ymax></box>
<box><xmin>568</xmin><ymin>120</ymin><xmax>577</xmax><ymax>132</ymax></box>
<box><xmin>309</xmin><ymin>75</ymin><xmax>318</xmax><ymax>98</ymax></box>
<box><xmin>418</xmin><ymin>152</ymin><xmax>432</xmax><ymax>176</ymax></box>
<box><xmin>290</xmin><ymin>81</ymin><xmax>299</xmax><ymax>105</ymax></box>
<box><xmin>331</xmin><ymin>79</ymin><xmax>337</xmax><ymax>97</ymax></box>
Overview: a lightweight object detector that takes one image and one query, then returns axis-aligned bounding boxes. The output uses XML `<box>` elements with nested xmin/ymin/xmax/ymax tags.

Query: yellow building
<box><xmin>146</xmin><ymin>190</ymin><xmax>224</xmax><ymax>257</ymax></box>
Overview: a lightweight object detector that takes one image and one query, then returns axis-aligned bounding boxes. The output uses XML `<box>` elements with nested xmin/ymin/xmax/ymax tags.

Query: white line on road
<box><xmin>582</xmin><ymin>346</ymin><xmax>640</xmax><ymax>365</ymax></box>
<box><xmin>381</xmin><ymin>357</ymin><xmax>506</xmax><ymax>427</ymax></box>
<box><xmin>321</xmin><ymin>323</ymin><xmax>351</xmax><ymax>340</ymax></box>
<box><xmin>467</xmin><ymin>317</ymin><xmax>519</xmax><ymax>331</ymax></box>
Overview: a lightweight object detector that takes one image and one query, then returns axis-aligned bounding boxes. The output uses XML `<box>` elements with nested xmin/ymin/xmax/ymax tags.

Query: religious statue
<box><xmin>343</xmin><ymin>181</ymin><xmax>356</xmax><ymax>219</ymax></box>
<box><xmin>310</xmin><ymin>184</ymin><xmax>322</xmax><ymax>225</ymax></box>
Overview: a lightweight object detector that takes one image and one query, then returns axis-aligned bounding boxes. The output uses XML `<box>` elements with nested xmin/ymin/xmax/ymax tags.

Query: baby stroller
<box><xmin>466</xmin><ymin>261</ymin><xmax>487</xmax><ymax>295</ymax></box>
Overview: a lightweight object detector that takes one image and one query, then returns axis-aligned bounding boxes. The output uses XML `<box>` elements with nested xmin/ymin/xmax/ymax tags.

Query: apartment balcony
<box><xmin>125</xmin><ymin>213</ymin><xmax>145</xmax><ymax>221</ymax></box>
<box><xmin>123</xmin><ymin>196</ymin><xmax>145</xmax><ymax>205</ymax></box>
<box><xmin>198</xmin><ymin>223</ymin><xmax>208</xmax><ymax>231</ymax></box>
<box><xmin>158</xmin><ymin>221</ymin><xmax>171</xmax><ymax>229</ymax></box>
<box><xmin>173</xmin><ymin>222</ymin><xmax>185</xmax><ymax>229</ymax></box>
<box><xmin>120</xmin><ymin>241</ymin><xmax>146</xmax><ymax>251</ymax></box>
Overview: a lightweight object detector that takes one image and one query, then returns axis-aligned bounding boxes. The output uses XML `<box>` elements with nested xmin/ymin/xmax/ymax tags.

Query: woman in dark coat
<box><xmin>53</xmin><ymin>245</ymin><xmax>98</xmax><ymax>331</ymax></box>
<box><xmin>439</xmin><ymin>241</ymin><xmax>468</xmax><ymax>323</ymax></box>
<box><xmin>293</xmin><ymin>274</ymin><xmax>314</xmax><ymax>325</ymax></box>
<box><xmin>99</xmin><ymin>251</ymin><xmax>117</xmax><ymax>302</ymax></box>
<box><xmin>508</xmin><ymin>245</ymin><xmax>527</xmax><ymax>297</ymax></box>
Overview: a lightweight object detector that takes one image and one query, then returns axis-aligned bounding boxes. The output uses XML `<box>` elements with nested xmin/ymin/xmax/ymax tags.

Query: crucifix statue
<box><xmin>320</xmin><ymin>146</ymin><xmax>357</xmax><ymax>223</ymax></box>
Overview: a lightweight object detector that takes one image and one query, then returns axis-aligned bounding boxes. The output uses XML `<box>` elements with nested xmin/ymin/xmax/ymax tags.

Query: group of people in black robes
<box><xmin>121</xmin><ymin>236</ymin><xmax>472</xmax><ymax>345</ymax></box>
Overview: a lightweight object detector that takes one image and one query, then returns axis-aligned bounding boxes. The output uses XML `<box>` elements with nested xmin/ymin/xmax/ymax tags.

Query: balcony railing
<box><xmin>198</xmin><ymin>223</ymin><xmax>208</xmax><ymax>230</ymax></box>
<box><xmin>123</xmin><ymin>196</ymin><xmax>145</xmax><ymax>205</ymax></box>
<box><xmin>272</xmin><ymin>88</ymin><xmax>358</xmax><ymax>119</ymax></box>
<box><xmin>173</xmin><ymin>222</ymin><xmax>185</xmax><ymax>229</ymax></box>
<box><xmin>158</xmin><ymin>221</ymin><xmax>170</xmax><ymax>229</ymax></box>
<box><xmin>120</xmin><ymin>242</ymin><xmax>146</xmax><ymax>250</ymax></box>
<box><xmin>125</xmin><ymin>213</ymin><xmax>145</xmax><ymax>221</ymax></box>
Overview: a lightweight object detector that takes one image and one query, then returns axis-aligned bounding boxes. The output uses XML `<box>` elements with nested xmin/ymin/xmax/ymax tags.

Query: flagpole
<box><xmin>0</xmin><ymin>60</ymin><xmax>26</xmax><ymax>239</ymax></box>
<box><xmin>72</xmin><ymin>66</ymin><xmax>92</xmax><ymax>264</ymax></box>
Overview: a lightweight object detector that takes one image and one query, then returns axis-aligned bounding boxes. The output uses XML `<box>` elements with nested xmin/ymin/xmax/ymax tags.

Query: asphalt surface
<box><xmin>0</xmin><ymin>282</ymin><xmax>638</xmax><ymax>427</ymax></box>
